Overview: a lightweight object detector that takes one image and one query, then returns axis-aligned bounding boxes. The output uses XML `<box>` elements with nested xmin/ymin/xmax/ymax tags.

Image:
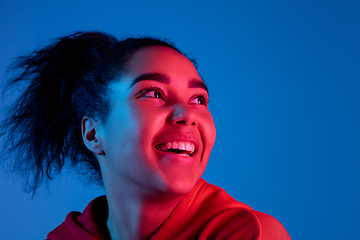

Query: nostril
<box><xmin>176</xmin><ymin>120</ymin><xmax>186</xmax><ymax>124</ymax></box>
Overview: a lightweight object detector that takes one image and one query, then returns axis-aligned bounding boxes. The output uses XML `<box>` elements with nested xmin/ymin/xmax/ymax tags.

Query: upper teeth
<box><xmin>157</xmin><ymin>141</ymin><xmax>196</xmax><ymax>155</ymax></box>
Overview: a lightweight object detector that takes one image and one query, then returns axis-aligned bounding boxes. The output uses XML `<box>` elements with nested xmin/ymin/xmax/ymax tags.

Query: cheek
<box><xmin>201</xmin><ymin>113</ymin><xmax>216</xmax><ymax>147</ymax></box>
<box><xmin>132</xmin><ymin>106</ymin><xmax>167</xmax><ymax>146</ymax></box>
<box><xmin>103</xmin><ymin>105</ymin><xmax>142</xmax><ymax>159</ymax></box>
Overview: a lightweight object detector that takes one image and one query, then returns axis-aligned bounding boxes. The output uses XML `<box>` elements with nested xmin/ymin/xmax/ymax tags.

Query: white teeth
<box><xmin>185</xmin><ymin>142</ymin><xmax>192</xmax><ymax>152</ymax></box>
<box><xmin>171</xmin><ymin>142</ymin><xmax>178</xmax><ymax>149</ymax></box>
<box><xmin>178</xmin><ymin>142</ymin><xmax>185</xmax><ymax>150</ymax></box>
<box><xmin>157</xmin><ymin>141</ymin><xmax>196</xmax><ymax>155</ymax></box>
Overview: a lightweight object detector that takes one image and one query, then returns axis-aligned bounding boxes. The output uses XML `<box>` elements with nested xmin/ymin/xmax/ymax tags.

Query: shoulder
<box><xmin>47</xmin><ymin>196</ymin><xmax>109</xmax><ymax>240</ymax></box>
<box><xmin>193</xmin><ymin>180</ymin><xmax>291</xmax><ymax>239</ymax></box>
<box><xmin>253</xmin><ymin>211</ymin><xmax>291</xmax><ymax>240</ymax></box>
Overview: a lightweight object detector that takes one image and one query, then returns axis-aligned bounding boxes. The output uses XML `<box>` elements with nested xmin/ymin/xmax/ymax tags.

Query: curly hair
<box><xmin>0</xmin><ymin>31</ymin><xmax>188</xmax><ymax>195</ymax></box>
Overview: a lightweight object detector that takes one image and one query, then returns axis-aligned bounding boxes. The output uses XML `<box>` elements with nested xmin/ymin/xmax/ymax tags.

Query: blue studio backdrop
<box><xmin>0</xmin><ymin>1</ymin><xmax>359</xmax><ymax>239</ymax></box>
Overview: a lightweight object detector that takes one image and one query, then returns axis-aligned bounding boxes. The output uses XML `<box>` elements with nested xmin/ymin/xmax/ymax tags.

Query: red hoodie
<box><xmin>47</xmin><ymin>179</ymin><xmax>291</xmax><ymax>239</ymax></box>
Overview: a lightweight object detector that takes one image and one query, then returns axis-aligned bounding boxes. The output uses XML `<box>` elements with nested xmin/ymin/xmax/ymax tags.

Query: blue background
<box><xmin>1</xmin><ymin>0</ymin><xmax>359</xmax><ymax>239</ymax></box>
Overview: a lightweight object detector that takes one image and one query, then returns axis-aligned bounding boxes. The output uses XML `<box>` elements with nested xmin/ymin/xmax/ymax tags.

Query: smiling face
<box><xmin>96</xmin><ymin>46</ymin><xmax>216</xmax><ymax>196</ymax></box>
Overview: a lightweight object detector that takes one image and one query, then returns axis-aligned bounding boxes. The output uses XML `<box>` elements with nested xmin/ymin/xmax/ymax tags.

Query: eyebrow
<box><xmin>129</xmin><ymin>73</ymin><xmax>170</xmax><ymax>89</ymax></box>
<box><xmin>188</xmin><ymin>79</ymin><xmax>208</xmax><ymax>93</ymax></box>
<box><xmin>129</xmin><ymin>72</ymin><xmax>209</xmax><ymax>93</ymax></box>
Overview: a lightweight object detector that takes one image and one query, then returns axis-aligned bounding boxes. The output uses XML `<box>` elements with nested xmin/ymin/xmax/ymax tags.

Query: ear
<box><xmin>81</xmin><ymin>116</ymin><xmax>105</xmax><ymax>156</ymax></box>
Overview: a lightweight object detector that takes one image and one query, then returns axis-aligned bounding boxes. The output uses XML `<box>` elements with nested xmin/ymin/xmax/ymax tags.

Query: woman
<box><xmin>1</xmin><ymin>32</ymin><xmax>291</xmax><ymax>240</ymax></box>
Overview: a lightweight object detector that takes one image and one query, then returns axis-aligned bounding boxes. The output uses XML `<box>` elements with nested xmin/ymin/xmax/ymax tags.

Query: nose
<box><xmin>168</xmin><ymin>103</ymin><xmax>197</xmax><ymax>126</ymax></box>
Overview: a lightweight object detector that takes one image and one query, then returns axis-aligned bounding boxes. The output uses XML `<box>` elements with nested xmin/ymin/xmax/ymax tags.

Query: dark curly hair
<box><xmin>0</xmin><ymin>31</ymin><xmax>190</xmax><ymax>195</ymax></box>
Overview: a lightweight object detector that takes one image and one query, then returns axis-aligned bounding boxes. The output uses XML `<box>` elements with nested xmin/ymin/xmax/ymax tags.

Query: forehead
<box><xmin>108</xmin><ymin>46</ymin><xmax>208</xmax><ymax>108</ymax></box>
<box><xmin>124</xmin><ymin>46</ymin><xmax>200</xmax><ymax>79</ymax></box>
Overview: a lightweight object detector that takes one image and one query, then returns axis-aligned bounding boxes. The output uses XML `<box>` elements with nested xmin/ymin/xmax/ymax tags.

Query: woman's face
<box><xmin>97</xmin><ymin>46</ymin><xmax>216</xmax><ymax>196</ymax></box>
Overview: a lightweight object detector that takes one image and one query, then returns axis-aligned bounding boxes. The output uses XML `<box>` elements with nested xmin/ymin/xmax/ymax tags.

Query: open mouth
<box><xmin>155</xmin><ymin>141</ymin><xmax>196</xmax><ymax>157</ymax></box>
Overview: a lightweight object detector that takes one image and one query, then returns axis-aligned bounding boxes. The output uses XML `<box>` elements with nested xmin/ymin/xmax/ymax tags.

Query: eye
<box><xmin>143</xmin><ymin>90</ymin><xmax>163</xmax><ymax>99</ymax></box>
<box><xmin>189</xmin><ymin>95</ymin><xmax>209</xmax><ymax>105</ymax></box>
<box><xmin>136</xmin><ymin>86</ymin><xmax>166</xmax><ymax>100</ymax></box>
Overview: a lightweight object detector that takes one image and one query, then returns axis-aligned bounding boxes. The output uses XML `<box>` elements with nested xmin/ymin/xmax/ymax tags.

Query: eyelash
<box><xmin>136</xmin><ymin>85</ymin><xmax>210</xmax><ymax>106</ymax></box>
<box><xmin>137</xmin><ymin>86</ymin><xmax>166</xmax><ymax>100</ymax></box>
<box><xmin>191</xmin><ymin>93</ymin><xmax>210</xmax><ymax>106</ymax></box>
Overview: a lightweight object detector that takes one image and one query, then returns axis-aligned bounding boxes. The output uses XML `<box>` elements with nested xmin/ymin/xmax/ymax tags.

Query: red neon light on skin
<box><xmin>82</xmin><ymin>46</ymin><xmax>216</xmax><ymax>240</ymax></box>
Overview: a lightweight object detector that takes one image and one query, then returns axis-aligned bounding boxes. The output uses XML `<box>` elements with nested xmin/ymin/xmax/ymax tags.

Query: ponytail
<box><xmin>1</xmin><ymin>32</ymin><xmax>118</xmax><ymax>194</ymax></box>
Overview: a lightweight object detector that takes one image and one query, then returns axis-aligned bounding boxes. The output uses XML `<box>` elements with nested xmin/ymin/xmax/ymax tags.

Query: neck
<box><xmin>105</xmin><ymin>183</ymin><xmax>183</xmax><ymax>240</ymax></box>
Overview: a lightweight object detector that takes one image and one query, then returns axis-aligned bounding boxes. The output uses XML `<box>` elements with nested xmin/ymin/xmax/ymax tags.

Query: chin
<box><xmin>160</xmin><ymin>175</ymin><xmax>200</xmax><ymax>195</ymax></box>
